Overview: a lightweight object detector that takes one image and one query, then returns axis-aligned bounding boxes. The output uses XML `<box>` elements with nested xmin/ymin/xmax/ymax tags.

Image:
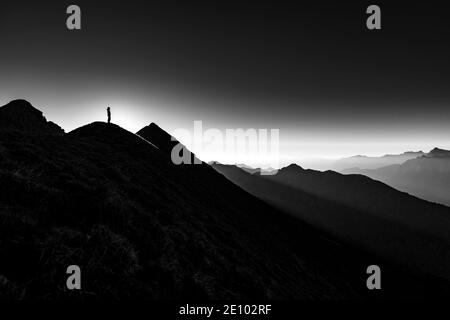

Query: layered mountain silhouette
<box><xmin>211</xmin><ymin>163</ymin><xmax>450</xmax><ymax>282</ymax></box>
<box><xmin>332</xmin><ymin>151</ymin><xmax>425</xmax><ymax>171</ymax></box>
<box><xmin>235</xmin><ymin>163</ymin><xmax>261</xmax><ymax>174</ymax></box>
<box><xmin>343</xmin><ymin>148</ymin><xmax>450</xmax><ymax>206</ymax></box>
<box><xmin>0</xmin><ymin>100</ymin><xmax>448</xmax><ymax>299</ymax></box>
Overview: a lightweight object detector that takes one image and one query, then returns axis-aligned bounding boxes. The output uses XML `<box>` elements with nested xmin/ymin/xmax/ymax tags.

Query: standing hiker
<box><xmin>107</xmin><ymin>107</ymin><xmax>111</xmax><ymax>124</ymax></box>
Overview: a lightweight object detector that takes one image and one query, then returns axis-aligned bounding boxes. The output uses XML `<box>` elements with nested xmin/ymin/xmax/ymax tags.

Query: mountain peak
<box><xmin>280</xmin><ymin>163</ymin><xmax>304</xmax><ymax>172</ymax></box>
<box><xmin>428</xmin><ymin>147</ymin><xmax>450</xmax><ymax>157</ymax></box>
<box><xmin>144</xmin><ymin>122</ymin><xmax>164</xmax><ymax>133</ymax></box>
<box><xmin>4</xmin><ymin>99</ymin><xmax>38</xmax><ymax>111</ymax></box>
<box><xmin>1</xmin><ymin>99</ymin><xmax>46</xmax><ymax>121</ymax></box>
<box><xmin>430</xmin><ymin>147</ymin><xmax>447</xmax><ymax>153</ymax></box>
<box><xmin>136</xmin><ymin>122</ymin><xmax>175</xmax><ymax>154</ymax></box>
<box><xmin>0</xmin><ymin>99</ymin><xmax>64</xmax><ymax>135</ymax></box>
<box><xmin>137</xmin><ymin>122</ymin><xmax>201</xmax><ymax>164</ymax></box>
<box><xmin>69</xmin><ymin>121</ymin><xmax>124</xmax><ymax>136</ymax></box>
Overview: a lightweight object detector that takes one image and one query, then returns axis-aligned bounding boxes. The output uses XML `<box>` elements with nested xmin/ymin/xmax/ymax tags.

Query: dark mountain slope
<box><xmin>0</xmin><ymin>101</ymin><xmax>447</xmax><ymax>299</ymax></box>
<box><xmin>269</xmin><ymin>165</ymin><xmax>450</xmax><ymax>237</ymax></box>
<box><xmin>211</xmin><ymin>163</ymin><xmax>450</xmax><ymax>281</ymax></box>
<box><xmin>0</xmin><ymin>100</ymin><xmax>64</xmax><ymax>135</ymax></box>
<box><xmin>0</xmin><ymin>113</ymin><xmax>373</xmax><ymax>299</ymax></box>
<box><xmin>136</xmin><ymin>122</ymin><xmax>178</xmax><ymax>154</ymax></box>
<box><xmin>137</xmin><ymin>122</ymin><xmax>200</xmax><ymax>165</ymax></box>
<box><xmin>428</xmin><ymin>147</ymin><xmax>450</xmax><ymax>157</ymax></box>
<box><xmin>141</xmin><ymin>125</ymin><xmax>450</xmax><ymax>297</ymax></box>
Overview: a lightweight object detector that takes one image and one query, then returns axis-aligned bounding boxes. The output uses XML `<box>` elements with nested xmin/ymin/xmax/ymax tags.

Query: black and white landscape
<box><xmin>1</xmin><ymin>1</ymin><xmax>450</xmax><ymax>302</ymax></box>
<box><xmin>0</xmin><ymin>99</ymin><xmax>449</xmax><ymax>300</ymax></box>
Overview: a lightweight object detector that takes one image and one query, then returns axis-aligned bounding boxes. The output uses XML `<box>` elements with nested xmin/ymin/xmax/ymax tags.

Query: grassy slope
<box><xmin>0</xmin><ymin>123</ymin><xmax>362</xmax><ymax>299</ymax></box>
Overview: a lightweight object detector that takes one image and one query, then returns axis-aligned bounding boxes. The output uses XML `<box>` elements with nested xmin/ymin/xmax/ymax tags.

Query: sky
<box><xmin>1</xmin><ymin>1</ymin><xmax>450</xmax><ymax>168</ymax></box>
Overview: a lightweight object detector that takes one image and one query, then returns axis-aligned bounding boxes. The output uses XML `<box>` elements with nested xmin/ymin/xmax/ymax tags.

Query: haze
<box><xmin>1</xmin><ymin>1</ymin><xmax>449</xmax><ymax>168</ymax></box>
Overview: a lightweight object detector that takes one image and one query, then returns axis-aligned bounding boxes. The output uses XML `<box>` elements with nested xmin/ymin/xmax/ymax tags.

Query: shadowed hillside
<box><xmin>136</xmin><ymin>122</ymin><xmax>201</xmax><ymax>165</ymax></box>
<box><xmin>0</xmin><ymin>101</ymin><xmax>373</xmax><ymax>299</ymax></box>
<box><xmin>211</xmin><ymin>163</ymin><xmax>450</xmax><ymax>282</ymax></box>
<box><xmin>0</xmin><ymin>100</ymin><xmax>448</xmax><ymax>300</ymax></box>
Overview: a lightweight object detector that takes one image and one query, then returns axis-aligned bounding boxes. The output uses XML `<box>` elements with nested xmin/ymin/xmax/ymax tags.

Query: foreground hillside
<box><xmin>0</xmin><ymin>100</ymin><xmax>448</xmax><ymax>299</ymax></box>
<box><xmin>0</xmin><ymin>101</ymin><xmax>361</xmax><ymax>299</ymax></box>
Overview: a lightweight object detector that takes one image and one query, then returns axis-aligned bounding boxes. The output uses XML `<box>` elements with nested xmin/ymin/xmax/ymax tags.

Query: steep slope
<box><xmin>269</xmin><ymin>165</ymin><xmax>450</xmax><ymax>236</ymax></box>
<box><xmin>0</xmin><ymin>105</ymin><xmax>385</xmax><ymax>300</ymax></box>
<box><xmin>1</xmin><ymin>101</ymin><xmax>448</xmax><ymax>299</ymax></box>
<box><xmin>342</xmin><ymin>148</ymin><xmax>450</xmax><ymax>206</ymax></box>
<box><xmin>428</xmin><ymin>147</ymin><xmax>450</xmax><ymax>157</ymax></box>
<box><xmin>211</xmin><ymin>163</ymin><xmax>450</xmax><ymax>281</ymax></box>
<box><xmin>136</xmin><ymin>122</ymin><xmax>200</xmax><ymax>165</ymax></box>
<box><xmin>0</xmin><ymin>100</ymin><xmax>64</xmax><ymax>135</ymax></box>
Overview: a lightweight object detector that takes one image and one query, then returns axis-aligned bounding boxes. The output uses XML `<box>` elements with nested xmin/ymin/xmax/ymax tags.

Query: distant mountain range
<box><xmin>342</xmin><ymin>148</ymin><xmax>450</xmax><ymax>206</ymax></box>
<box><xmin>0</xmin><ymin>99</ymin><xmax>417</xmax><ymax>299</ymax></box>
<box><xmin>211</xmin><ymin>162</ymin><xmax>450</xmax><ymax>282</ymax></box>
<box><xmin>294</xmin><ymin>151</ymin><xmax>426</xmax><ymax>171</ymax></box>
<box><xmin>0</xmin><ymin>99</ymin><xmax>448</xmax><ymax>299</ymax></box>
<box><xmin>332</xmin><ymin>151</ymin><xmax>425</xmax><ymax>171</ymax></box>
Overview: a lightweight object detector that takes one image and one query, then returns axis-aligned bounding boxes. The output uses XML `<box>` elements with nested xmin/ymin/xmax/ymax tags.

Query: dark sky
<box><xmin>1</xmin><ymin>0</ymin><xmax>450</xmax><ymax>165</ymax></box>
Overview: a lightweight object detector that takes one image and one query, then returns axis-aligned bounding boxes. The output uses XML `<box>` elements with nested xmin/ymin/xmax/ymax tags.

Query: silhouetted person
<box><xmin>107</xmin><ymin>107</ymin><xmax>111</xmax><ymax>124</ymax></box>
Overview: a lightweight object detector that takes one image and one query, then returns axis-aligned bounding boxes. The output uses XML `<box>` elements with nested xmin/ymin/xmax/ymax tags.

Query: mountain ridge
<box><xmin>211</xmin><ymin>162</ymin><xmax>450</xmax><ymax>281</ymax></box>
<box><xmin>0</xmin><ymin>99</ymin><xmax>64</xmax><ymax>135</ymax></box>
<box><xmin>0</xmin><ymin>99</ymin><xmax>448</xmax><ymax>299</ymax></box>
<box><xmin>0</xmin><ymin>100</ymin><xmax>379</xmax><ymax>299</ymax></box>
<box><xmin>343</xmin><ymin>149</ymin><xmax>450</xmax><ymax>206</ymax></box>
